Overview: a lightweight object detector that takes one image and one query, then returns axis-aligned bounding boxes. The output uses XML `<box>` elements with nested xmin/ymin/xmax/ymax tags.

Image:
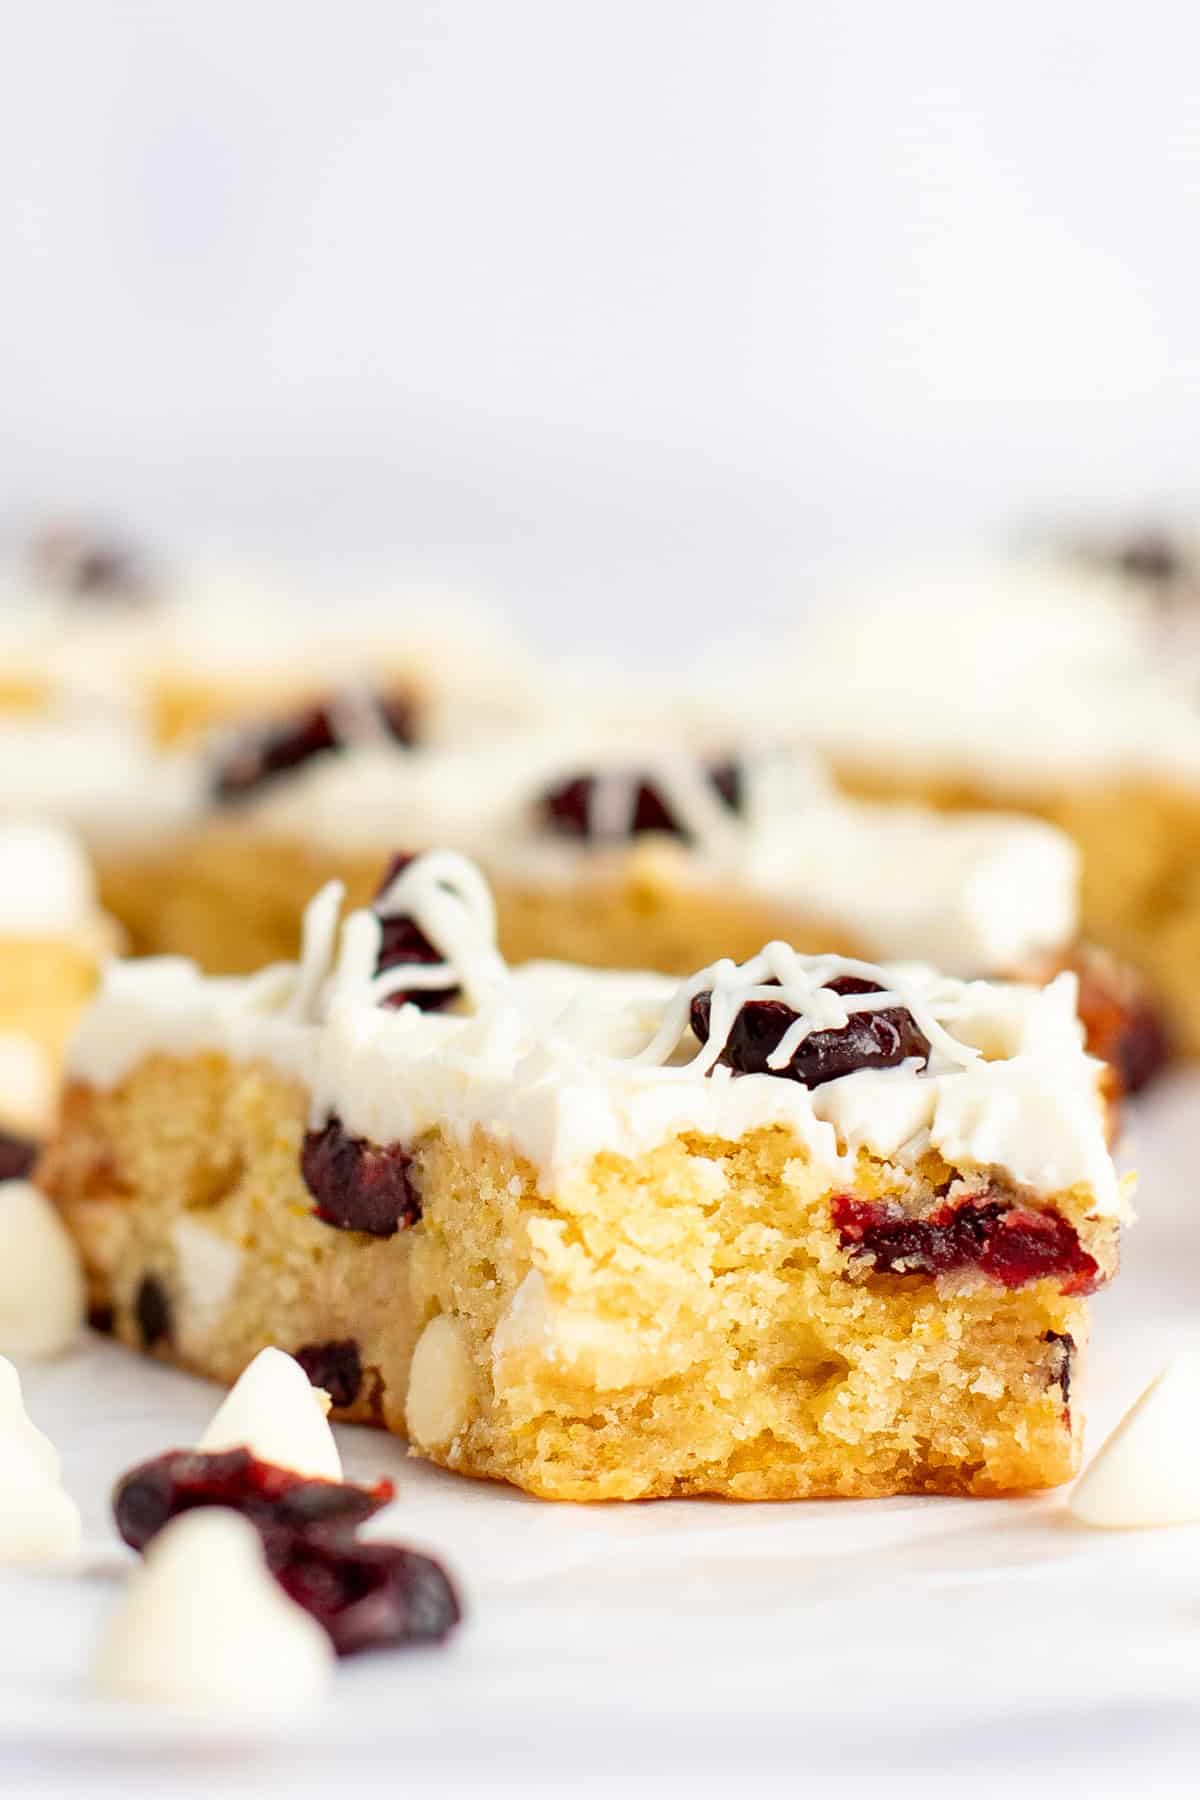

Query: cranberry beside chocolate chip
<box><xmin>541</xmin><ymin>757</ymin><xmax>742</xmax><ymax>843</ymax></box>
<box><xmin>113</xmin><ymin>1447</ymin><xmax>391</xmax><ymax>1562</ymax></box>
<box><xmin>294</xmin><ymin>1339</ymin><xmax>364</xmax><ymax>1409</ymax></box>
<box><xmin>211</xmin><ymin>691</ymin><xmax>416</xmax><ymax>803</ymax></box>
<box><xmin>301</xmin><ymin>1117</ymin><xmax>421</xmax><ymax>1237</ymax></box>
<box><xmin>111</xmin><ymin>1446</ymin><xmax>461</xmax><ymax>1656</ymax></box>
<box><xmin>276</xmin><ymin>1535</ymin><xmax>461</xmax><ymax>1657</ymax></box>
<box><xmin>371</xmin><ymin>853</ymin><xmax>459</xmax><ymax>1011</ymax></box>
<box><xmin>690</xmin><ymin>975</ymin><xmax>931</xmax><ymax>1089</ymax></box>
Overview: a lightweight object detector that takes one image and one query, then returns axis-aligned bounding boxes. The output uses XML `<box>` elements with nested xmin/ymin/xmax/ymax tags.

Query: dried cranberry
<box><xmin>831</xmin><ymin>1194</ymin><xmax>1100</xmax><ymax>1295</ymax></box>
<box><xmin>371</xmin><ymin>853</ymin><xmax>458</xmax><ymax>1011</ymax></box>
<box><xmin>1081</xmin><ymin>989</ymin><xmax>1170</xmax><ymax>1098</ymax></box>
<box><xmin>0</xmin><ymin>1130</ymin><xmax>38</xmax><ymax>1182</ymax></box>
<box><xmin>112</xmin><ymin>1448</ymin><xmax>460</xmax><ymax>1656</ymax></box>
<box><xmin>87</xmin><ymin>1302</ymin><xmax>116</xmax><ymax>1336</ymax></box>
<box><xmin>541</xmin><ymin>757</ymin><xmax>742</xmax><ymax>842</ymax></box>
<box><xmin>133</xmin><ymin>1273</ymin><xmax>172</xmax><ymax>1347</ymax></box>
<box><xmin>1066</xmin><ymin>953</ymin><xmax>1171</xmax><ymax>1096</ymax></box>
<box><xmin>301</xmin><ymin>1117</ymin><xmax>420</xmax><ymax>1236</ymax></box>
<box><xmin>294</xmin><ymin>1339</ymin><xmax>364</xmax><ymax>1409</ymax></box>
<box><xmin>1044</xmin><ymin>1329</ymin><xmax>1075</xmax><ymax>1414</ymax></box>
<box><xmin>212</xmin><ymin>691</ymin><xmax>415</xmax><ymax>803</ymax></box>
<box><xmin>113</xmin><ymin>1447</ymin><xmax>391</xmax><ymax>1560</ymax></box>
<box><xmin>691</xmin><ymin>975</ymin><xmax>930</xmax><ymax>1088</ymax></box>
<box><xmin>275</xmin><ymin>1535</ymin><xmax>461</xmax><ymax>1657</ymax></box>
<box><xmin>1111</xmin><ymin>1006</ymin><xmax>1171</xmax><ymax>1096</ymax></box>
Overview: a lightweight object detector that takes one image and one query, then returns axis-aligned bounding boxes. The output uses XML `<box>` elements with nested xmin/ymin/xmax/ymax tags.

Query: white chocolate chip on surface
<box><xmin>0</xmin><ymin>1436</ymin><xmax>82</xmax><ymax>1564</ymax></box>
<box><xmin>0</xmin><ymin>1358</ymin><xmax>80</xmax><ymax>1563</ymax></box>
<box><xmin>0</xmin><ymin>1355</ymin><xmax>62</xmax><ymax>1479</ymax></box>
<box><xmin>1070</xmin><ymin>1350</ymin><xmax>1200</xmax><ymax>1528</ymax></box>
<box><xmin>92</xmin><ymin>1509</ymin><xmax>334</xmax><ymax>1715</ymax></box>
<box><xmin>199</xmin><ymin>1346</ymin><xmax>341</xmax><ymax>1480</ymax></box>
<box><xmin>0</xmin><ymin>1181</ymin><xmax>86</xmax><ymax>1358</ymax></box>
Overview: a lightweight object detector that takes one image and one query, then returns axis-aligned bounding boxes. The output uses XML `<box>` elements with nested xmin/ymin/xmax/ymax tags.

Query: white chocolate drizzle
<box><xmin>572</xmin><ymin>756</ymin><xmax>743</xmax><ymax>855</ymax></box>
<box><xmin>208</xmin><ymin>733</ymin><xmax>1077</xmax><ymax>979</ymax></box>
<box><xmin>325</xmin><ymin>684</ymin><xmax>408</xmax><ymax>746</ymax></box>
<box><xmin>332</xmin><ymin>849</ymin><xmax>507</xmax><ymax>1013</ymax></box>
<box><xmin>626</xmin><ymin>943</ymin><xmax>981</xmax><ymax>1078</ymax></box>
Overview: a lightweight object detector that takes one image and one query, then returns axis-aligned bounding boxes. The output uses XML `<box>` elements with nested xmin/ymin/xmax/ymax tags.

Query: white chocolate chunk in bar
<box><xmin>170</xmin><ymin>1216</ymin><xmax>244</xmax><ymax>1354</ymax></box>
<box><xmin>406</xmin><ymin>1315</ymin><xmax>475</xmax><ymax>1450</ymax></box>
<box><xmin>92</xmin><ymin>1510</ymin><xmax>333</xmax><ymax>1714</ymax></box>
<box><xmin>1070</xmin><ymin>1351</ymin><xmax>1200</xmax><ymax>1528</ymax></box>
<box><xmin>198</xmin><ymin>1346</ymin><xmax>341</xmax><ymax>1481</ymax></box>
<box><xmin>0</xmin><ymin>1181</ymin><xmax>85</xmax><ymax>1357</ymax></box>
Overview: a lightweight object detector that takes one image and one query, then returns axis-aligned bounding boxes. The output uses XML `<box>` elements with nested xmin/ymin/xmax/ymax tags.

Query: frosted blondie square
<box><xmin>41</xmin><ymin>853</ymin><xmax>1129</xmax><ymax>1500</ymax></box>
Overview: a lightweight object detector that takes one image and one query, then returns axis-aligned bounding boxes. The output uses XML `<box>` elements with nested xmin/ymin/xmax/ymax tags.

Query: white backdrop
<box><xmin>2</xmin><ymin>0</ymin><xmax>1199</xmax><ymax>652</ymax></box>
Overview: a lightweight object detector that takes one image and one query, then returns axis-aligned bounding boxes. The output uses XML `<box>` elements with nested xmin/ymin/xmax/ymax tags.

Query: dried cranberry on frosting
<box><xmin>690</xmin><ymin>975</ymin><xmax>931</xmax><ymax>1088</ymax></box>
<box><xmin>371</xmin><ymin>853</ymin><xmax>459</xmax><ymax>1012</ymax></box>
<box><xmin>212</xmin><ymin>690</ymin><xmax>416</xmax><ymax>802</ymax></box>
<box><xmin>541</xmin><ymin>757</ymin><xmax>742</xmax><ymax>842</ymax></box>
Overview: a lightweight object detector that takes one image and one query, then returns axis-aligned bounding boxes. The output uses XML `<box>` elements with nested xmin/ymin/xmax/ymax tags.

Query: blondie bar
<box><xmin>41</xmin><ymin>851</ymin><xmax>1128</xmax><ymax>1500</ymax></box>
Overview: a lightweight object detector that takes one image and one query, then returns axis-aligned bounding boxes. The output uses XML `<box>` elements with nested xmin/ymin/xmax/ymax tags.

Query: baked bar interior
<box><xmin>41</xmin><ymin>851</ymin><xmax>1131</xmax><ymax>1501</ymax></box>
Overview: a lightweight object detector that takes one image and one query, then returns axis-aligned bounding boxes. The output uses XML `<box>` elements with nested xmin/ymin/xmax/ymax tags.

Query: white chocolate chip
<box><xmin>0</xmin><ymin>1181</ymin><xmax>86</xmax><ymax>1358</ymax></box>
<box><xmin>170</xmin><ymin>1217</ymin><xmax>243</xmax><ymax>1352</ymax></box>
<box><xmin>1070</xmin><ymin>1351</ymin><xmax>1200</xmax><ymax>1528</ymax></box>
<box><xmin>0</xmin><ymin>1359</ymin><xmax>80</xmax><ymax>1563</ymax></box>
<box><xmin>92</xmin><ymin>1509</ymin><xmax>333</xmax><ymax>1715</ymax></box>
<box><xmin>406</xmin><ymin>1315</ymin><xmax>474</xmax><ymax>1449</ymax></box>
<box><xmin>0</xmin><ymin>1436</ymin><xmax>82</xmax><ymax>1564</ymax></box>
<box><xmin>0</xmin><ymin>1356</ymin><xmax>62</xmax><ymax>1479</ymax></box>
<box><xmin>199</xmin><ymin>1347</ymin><xmax>341</xmax><ymax>1480</ymax></box>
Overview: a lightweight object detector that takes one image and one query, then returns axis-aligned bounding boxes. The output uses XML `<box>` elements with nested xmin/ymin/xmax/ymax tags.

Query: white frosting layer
<box><xmin>0</xmin><ymin>820</ymin><xmax>104</xmax><ymax>934</ymax></box>
<box><xmin>0</xmin><ymin>711</ymin><xmax>203</xmax><ymax>849</ymax></box>
<box><xmin>68</xmin><ymin>858</ymin><xmax>1121</xmax><ymax>1216</ymax></box>
<box><xmin>0</xmin><ymin>548</ymin><xmax>538</xmax><ymax>740</ymax></box>
<box><xmin>217</xmin><ymin>735</ymin><xmax>1079</xmax><ymax>978</ymax></box>
<box><xmin>695</xmin><ymin>552</ymin><xmax>1200</xmax><ymax>788</ymax></box>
